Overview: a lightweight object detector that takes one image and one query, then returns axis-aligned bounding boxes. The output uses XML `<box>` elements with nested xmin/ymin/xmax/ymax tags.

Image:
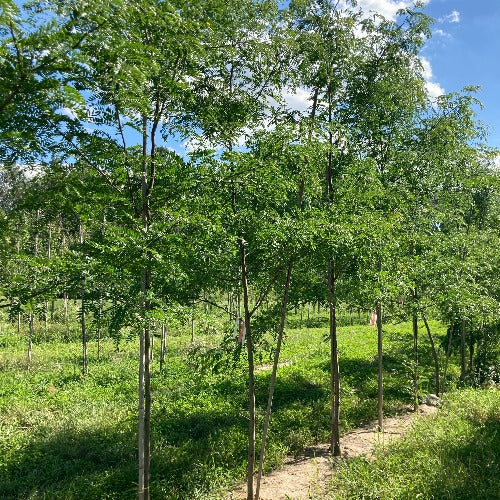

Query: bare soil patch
<box><xmin>227</xmin><ymin>404</ymin><xmax>438</xmax><ymax>500</ymax></box>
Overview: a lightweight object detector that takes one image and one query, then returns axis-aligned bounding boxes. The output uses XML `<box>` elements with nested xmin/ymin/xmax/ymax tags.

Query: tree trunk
<box><xmin>329</xmin><ymin>260</ymin><xmax>340</xmax><ymax>456</ymax></box>
<box><xmin>160</xmin><ymin>323</ymin><xmax>166</xmax><ymax>372</ymax></box>
<box><xmin>79</xmin><ymin>223</ymin><xmax>88</xmax><ymax>375</ymax></box>
<box><xmin>138</xmin><ymin>114</ymin><xmax>152</xmax><ymax>500</ymax></box>
<box><xmin>97</xmin><ymin>299</ymin><xmax>102</xmax><ymax>362</ymax></box>
<box><xmin>191</xmin><ymin>307</ymin><xmax>195</xmax><ymax>342</ymax></box>
<box><xmin>28</xmin><ymin>313</ymin><xmax>33</xmax><ymax>366</ymax></box>
<box><xmin>442</xmin><ymin>325</ymin><xmax>454</xmax><ymax>394</ymax></box>
<box><xmin>255</xmin><ymin>262</ymin><xmax>293</xmax><ymax>499</ymax></box>
<box><xmin>239</xmin><ymin>241</ymin><xmax>255</xmax><ymax>500</ymax></box>
<box><xmin>376</xmin><ymin>301</ymin><xmax>383</xmax><ymax>431</ymax></box>
<box><xmin>468</xmin><ymin>332</ymin><xmax>474</xmax><ymax>375</ymax></box>
<box><xmin>460</xmin><ymin>318</ymin><xmax>467</xmax><ymax>379</ymax></box>
<box><xmin>412</xmin><ymin>311</ymin><xmax>419</xmax><ymax>410</ymax></box>
<box><xmin>63</xmin><ymin>293</ymin><xmax>69</xmax><ymax>337</ymax></box>
<box><xmin>422</xmin><ymin>314</ymin><xmax>440</xmax><ymax>396</ymax></box>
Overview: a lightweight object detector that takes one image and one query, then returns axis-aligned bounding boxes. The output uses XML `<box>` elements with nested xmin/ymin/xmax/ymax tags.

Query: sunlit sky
<box><xmin>12</xmin><ymin>0</ymin><xmax>500</xmax><ymax>153</ymax></box>
<box><xmin>366</xmin><ymin>0</ymin><xmax>500</xmax><ymax>149</ymax></box>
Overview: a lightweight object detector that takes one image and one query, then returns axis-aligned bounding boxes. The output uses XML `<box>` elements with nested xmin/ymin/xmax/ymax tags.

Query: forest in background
<box><xmin>0</xmin><ymin>1</ymin><xmax>499</xmax><ymax>499</ymax></box>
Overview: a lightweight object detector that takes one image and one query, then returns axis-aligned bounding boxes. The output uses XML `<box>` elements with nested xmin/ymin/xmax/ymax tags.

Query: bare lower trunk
<box><xmin>412</xmin><ymin>312</ymin><xmax>419</xmax><ymax>410</ymax></box>
<box><xmin>80</xmin><ymin>224</ymin><xmax>88</xmax><ymax>375</ymax></box>
<box><xmin>64</xmin><ymin>293</ymin><xmax>69</xmax><ymax>336</ymax></box>
<box><xmin>422</xmin><ymin>314</ymin><xmax>440</xmax><ymax>396</ymax></box>
<box><xmin>28</xmin><ymin>313</ymin><xmax>34</xmax><ymax>366</ymax></box>
<box><xmin>138</xmin><ymin>270</ymin><xmax>152</xmax><ymax>500</ymax></box>
<box><xmin>191</xmin><ymin>306</ymin><xmax>195</xmax><ymax>343</ymax></box>
<box><xmin>97</xmin><ymin>300</ymin><xmax>102</xmax><ymax>362</ymax></box>
<box><xmin>376</xmin><ymin>301</ymin><xmax>383</xmax><ymax>431</ymax></box>
<box><xmin>460</xmin><ymin>318</ymin><xmax>466</xmax><ymax>379</ymax></box>
<box><xmin>442</xmin><ymin>325</ymin><xmax>454</xmax><ymax>393</ymax></box>
<box><xmin>81</xmin><ymin>283</ymin><xmax>88</xmax><ymax>375</ymax></box>
<box><xmin>138</xmin><ymin>318</ymin><xmax>146</xmax><ymax>499</ymax></box>
<box><xmin>255</xmin><ymin>262</ymin><xmax>293</xmax><ymax>499</ymax></box>
<box><xmin>17</xmin><ymin>312</ymin><xmax>21</xmax><ymax>335</ymax></box>
<box><xmin>160</xmin><ymin>323</ymin><xmax>166</xmax><ymax>371</ymax></box>
<box><xmin>468</xmin><ymin>329</ymin><xmax>474</xmax><ymax>374</ymax></box>
<box><xmin>239</xmin><ymin>241</ymin><xmax>255</xmax><ymax>500</ymax></box>
<box><xmin>329</xmin><ymin>260</ymin><xmax>340</xmax><ymax>456</ymax></box>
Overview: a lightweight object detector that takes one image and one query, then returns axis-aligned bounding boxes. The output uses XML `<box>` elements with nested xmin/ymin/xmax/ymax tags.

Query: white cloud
<box><xmin>434</xmin><ymin>29</ymin><xmax>451</xmax><ymax>38</ymax></box>
<box><xmin>419</xmin><ymin>57</ymin><xmax>445</xmax><ymax>99</ymax></box>
<box><xmin>353</xmin><ymin>0</ymin><xmax>430</xmax><ymax>21</ymax></box>
<box><xmin>420</xmin><ymin>56</ymin><xmax>433</xmax><ymax>81</ymax></box>
<box><xmin>56</xmin><ymin>107</ymin><xmax>78</xmax><ymax>120</ymax></box>
<box><xmin>494</xmin><ymin>155</ymin><xmax>500</xmax><ymax>170</ymax></box>
<box><xmin>425</xmin><ymin>81</ymin><xmax>445</xmax><ymax>99</ymax></box>
<box><xmin>282</xmin><ymin>87</ymin><xmax>313</xmax><ymax>113</ymax></box>
<box><xmin>439</xmin><ymin>10</ymin><xmax>460</xmax><ymax>23</ymax></box>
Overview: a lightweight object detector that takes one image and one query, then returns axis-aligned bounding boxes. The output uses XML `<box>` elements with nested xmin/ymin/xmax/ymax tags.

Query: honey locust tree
<box><xmin>3</xmin><ymin>0</ymin><xmax>245</xmax><ymax>497</ymax></box>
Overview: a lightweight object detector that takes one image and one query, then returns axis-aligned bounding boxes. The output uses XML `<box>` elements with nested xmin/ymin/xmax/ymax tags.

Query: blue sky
<box><xmin>419</xmin><ymin>0</ymin><xmax>500</xmax><ymax>149</ymax></box>
<box><xmin>355</xmin><ymin>0</ymin><xmax>499</xmax><ymax>150</ymax></box>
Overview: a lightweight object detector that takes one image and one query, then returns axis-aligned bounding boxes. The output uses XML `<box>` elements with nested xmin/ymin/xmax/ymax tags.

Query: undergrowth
<box><xmin>330</xmin><ymin>388</ymin><xmax>500</xmax><ymax>499</ymax></box>
<box><xmin>0</xmin><ymin>313</ymin><xmax>464</xmax><ymax>499</ymax></box>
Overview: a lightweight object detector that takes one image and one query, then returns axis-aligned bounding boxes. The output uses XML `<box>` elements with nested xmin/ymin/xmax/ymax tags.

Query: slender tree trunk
<box><xmin>97</xmin><ymin>299</ymin><xmax>102</xmax><ymax>362</ymax></box>
<box><xmin>239</xmin><ymin>241</ymin><xmax>255</xmax><ymax>500</ymax></box>
<box><xmin>468</xmin><ymin>329</ymin><xmax>474</xmax><ymax>375</ymax></box>
<box><xmin>79</xmin><ymin>223</ymin><xmax>88</xmax><ymax>375</ymax></box>
<box><xmin>27</xmin><ymin>313</ymin><xmax>33</xmax><ymax>366</ymax></box>
<box><xmin>255</xmin><ymin>262</ymin><xmax>293</xmax><ymax>499</ymax></box>
<box><xmin>422</xmin><ymin>314</ymin><xmax>440</xmax><ymax>396</ymax></box>
<box><xmin>376</xmin><ymin>301</ymin><xmax>383</xmax><ymax>431</ymax></box>
<box><xmin>138</xmin><ymin>114</ymin><xmax>152</xmax><ymax>500</ymax></box>
<box><xmin>45</xmin><ymin>223</ymin><xmax>51</xmax><ymax>333</ymax></box>
<box><xmin>160</xmin><ymin>323</ymin><xmax>166</xmax><ymax>372</ymax></box>
<box><xmin>460</xmin><ymin>318</ymin><xmax>467</xmax><ymax>379</ymax></box>
<box><xmin>63</xmin><ymin>293</ymin><xmax>69</xmax><ymax>336</ymax></box>
<box><xmin>442</xmin><ymin>325</ymin><xmax>454</xmax><ymax>394</ymax></box>
<box><xmin>50</xmin><ymin>300</ymin><xmax>55</xmax><ymax>322</ymax></box>
<box><xmin>191</xmin><ymin>305</ymin><xmax>195</xmax><ymax>343</ymax></box>
<box><xmin>412</xmin><ymin>310</ymin><xmax>419</xmax><ymax>411</ymax></box>
<box><xmin>17</xmin><ymin>312</ymin><xmax>21</xmax><ymax>336</ymax></box>
<box><xmin>329</xmin><ymin>260</ymin><xmax>340</xmax><ymax>456</ymax></box>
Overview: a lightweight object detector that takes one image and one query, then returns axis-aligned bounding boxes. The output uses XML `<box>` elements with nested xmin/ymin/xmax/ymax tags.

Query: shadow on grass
<box><xmin>425</xmin><ymin>417</ymin><xmax>500</xmax><ymax>499</ymax></box>
<box><xmin>1</xmin><ymin>370</ymin><xmax>335</xmax><ymax>499</ymax></box>
<box><xmin>0</xmin><ymin>424</ymin><xmax>137</xmax><ymax>499</ymax></box>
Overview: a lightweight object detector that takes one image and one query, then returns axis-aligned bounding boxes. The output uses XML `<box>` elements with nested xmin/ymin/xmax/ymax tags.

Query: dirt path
<box><xmin>227</xmin><ymin>404</ymin><xmax>438</xmax><ymax>500</ymax></box>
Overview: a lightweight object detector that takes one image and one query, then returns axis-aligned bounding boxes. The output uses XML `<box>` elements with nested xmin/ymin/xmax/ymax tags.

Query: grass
<box><xmin>0</xmin><ymin>308</ymin><xmax>471</xmax><ymax>499</ymax></box>
<box><xmin>329</xmin><ymin>388</ymin><xmax>500</xmax><ymax>499</ymax></box>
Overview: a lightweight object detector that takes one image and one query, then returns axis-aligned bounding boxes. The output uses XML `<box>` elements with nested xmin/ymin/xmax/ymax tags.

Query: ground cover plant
<box><xmin>0</xmin><ymin>310</ymin><xmax>457</xmax><ymax>499</ymax></box>
<box><xmin>330</xmin><ymin>387</ymin><xmax>500</xmax><ymax>499</ymax></box>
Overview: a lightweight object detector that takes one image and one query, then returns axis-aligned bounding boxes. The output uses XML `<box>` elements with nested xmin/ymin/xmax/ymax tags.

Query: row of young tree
<box><xmin>1</xmin><ymin>1</ymin><xmax>499</xmax><ymax>498</ymax></box>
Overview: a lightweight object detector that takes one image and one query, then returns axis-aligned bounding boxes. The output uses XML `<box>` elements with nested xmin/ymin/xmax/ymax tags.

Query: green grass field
<box><xmin>330</xmin><ymin>388</ymin><xmax>499</xmax><ymax>499</ymax></box>
<box><xmin>0</xmin><ymin>311</ymin><xmax>495</xmax><ymax>499</ymax></box>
